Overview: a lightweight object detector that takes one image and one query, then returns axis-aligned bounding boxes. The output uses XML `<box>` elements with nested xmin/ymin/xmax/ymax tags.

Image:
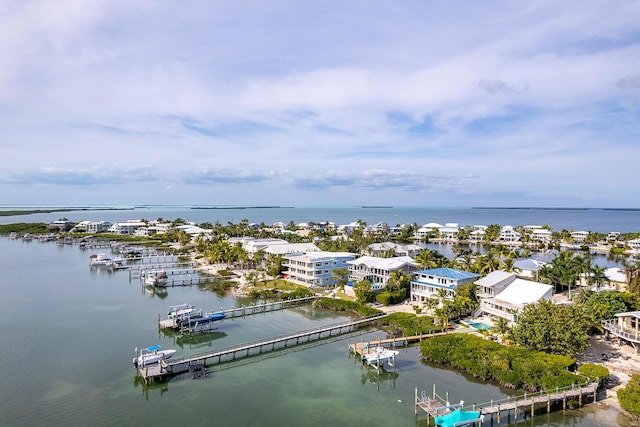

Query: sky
<box><xmin>1</xmin><ymin>1</ymin><xmax>639</xmax><ymax>208</ymax></box>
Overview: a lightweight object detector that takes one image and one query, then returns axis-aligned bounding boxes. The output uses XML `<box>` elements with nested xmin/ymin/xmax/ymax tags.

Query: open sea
<box><xmin>0</xmin><ymin>206</ymin><xmax>638</xmax><ymax>426</ymax></box>
<box><xmin>0</xmin><ymin>205</ymin><xmax>639</xmax><ymax>233</ymax></box>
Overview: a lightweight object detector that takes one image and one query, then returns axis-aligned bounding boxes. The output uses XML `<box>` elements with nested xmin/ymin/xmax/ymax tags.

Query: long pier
<box><xmin>138</xmin><ymin>313</ymin><xmax>390</xmax><ymax>382</ymax></box>
<box><xmin>415</xmin><ymin>381</ymin><xmax>599</xmax><ymax>425</ymax></box>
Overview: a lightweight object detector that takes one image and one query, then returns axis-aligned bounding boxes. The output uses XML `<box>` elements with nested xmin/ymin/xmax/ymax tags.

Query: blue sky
<box><xmin>1</xmin><ymin>1</ymin><xmax>639</xmax><ymax>208</ymax></box>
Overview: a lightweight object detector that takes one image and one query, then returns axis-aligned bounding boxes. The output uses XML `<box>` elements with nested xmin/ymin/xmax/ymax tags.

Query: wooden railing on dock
<box><xmin>415</xmin><ymin>381</ymin><xmax>599</xmax><ymax>424</ymax></box>
<box><xmin>138</xmin><ymin>313</ymin><xmax>390</xmax><ymax>382</ymax></box>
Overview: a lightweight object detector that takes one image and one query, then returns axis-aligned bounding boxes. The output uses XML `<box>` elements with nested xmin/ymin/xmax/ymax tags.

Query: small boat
<box><xmin>89</xmin><ymin>253</ymin><xmax>113</xmax><ymax>267</ymax></box>
<box><xmin>361</xmin><ymin>346</ymin><xmax>399</xmax><ymax>368</ymax></box>
<box><xmin>143</xmin><ymin>270</ymin><xmax>168</xmax><ymax>287</ymax></box>
<box><xmin>133</xmin><ymin>345</ymin><xmax>176</xmax><ymax>368</ymax></box>
<box><xmin>159</xmin><ymin>303</ymin><xmax>198</xmax><ymax>329</ymax></box>
<box><xmin>178</xmin><ymin>310</ymin><xmax>226</xmax><ymax>333</ymax></box>
<box><xmin>435</xmin><ymin>409</ymin><xmax>483</xmax><ymax>427</ymax></box>
<box><xmin>112</xmin><ymin>257</ymin><xmax>128</xmax><ymax>269</ymax></box>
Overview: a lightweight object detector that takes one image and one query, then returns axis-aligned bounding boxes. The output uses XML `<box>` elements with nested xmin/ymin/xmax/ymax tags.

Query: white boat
<box><xmin>143</xmin><ymin>270</ymin><xmax>168</xmax><ymax>287</ymax></box>
<box><xmin>159</xmin><ymin>303</ymin><xmax>197</xmax><ymax>329</ymax></box>
<box><xmin>89</xmin><ymin>253</ymin><xmax>114</xmax><ymax>267</ymax></box>
<box><xmin>112</xmin><ymin>257</ymin><xmax>128</xmax><ymax>269</ymax></box>
<box><xmin>361</xmin><ymin>346</ymin><xmax>399</xmax><ymax>368</ymax></box>
<box><xmin>133</xmin><ymin>345</ymin><xmax>176</xmax><ymax>368</ymax></box>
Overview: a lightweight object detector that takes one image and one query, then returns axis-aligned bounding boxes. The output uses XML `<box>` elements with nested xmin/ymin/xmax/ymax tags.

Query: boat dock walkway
<box><xmin>415</xmin><ymin>381</ymin><xmax>599</xmax><ymax>424</ymax></box>
<box><xmin>138</xmin><ymin>312</ymin><xmax>390</xmax><ymax>382</ymax></box>
<box><xmin>348</xmin><ymin>331</ymin><xmax>450</xmax><ymax>359</ymax></box>
<box><xmin>158</xmin><ymin>296</ymin><xmax>322</xmax><ymax>330</ymax></box>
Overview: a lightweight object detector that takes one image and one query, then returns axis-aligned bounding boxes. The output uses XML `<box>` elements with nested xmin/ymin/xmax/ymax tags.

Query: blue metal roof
<box><xmin>417</xmin><ymin>268</ymin><xmax>480</xmax><ymax>281</ymax></box>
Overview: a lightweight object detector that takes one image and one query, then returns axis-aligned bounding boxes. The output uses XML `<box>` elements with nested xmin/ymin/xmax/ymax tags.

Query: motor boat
<box><xmin>133</xmin><ymin>345</ymin><xmax>176</xmax><ymax>368</ymax></box>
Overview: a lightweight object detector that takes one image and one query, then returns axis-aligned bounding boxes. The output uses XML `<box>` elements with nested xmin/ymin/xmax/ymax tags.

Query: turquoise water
<box><xmin>0</xmin><ymin>237</ymin><xmax>631</xmax><ymax>426</ymax></box>
<box><xmin>465</xmin><ymin>321</ymin><xmax>492</xmax><ymax>331</ymax></box>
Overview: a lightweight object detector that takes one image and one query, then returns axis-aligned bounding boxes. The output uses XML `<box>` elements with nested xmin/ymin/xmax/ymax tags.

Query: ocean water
<box><xmin>0</xmin><ymin>205</ymin><xmax>639</xmax><ymax>233</ymax></box>
<box><xmin>0</xmin><ymin>237</ymin><xmax>632</xmax><ymax>426</ymax></box>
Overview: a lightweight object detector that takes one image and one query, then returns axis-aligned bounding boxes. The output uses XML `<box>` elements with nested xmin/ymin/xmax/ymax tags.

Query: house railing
<box><xmin>602</xmin><ymin>319</ymin><xmax>640</xmax><ymax>343</ymax></box>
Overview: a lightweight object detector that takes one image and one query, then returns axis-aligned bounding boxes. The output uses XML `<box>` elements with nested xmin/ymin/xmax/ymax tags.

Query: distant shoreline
<box><xmin>190</xmin><ymin>206</ymin><xmax>292</xmax><ymax>210</ymax></box>
<box><xmin>0</xmin><ymin>207</ymin><xmax>134</xmax><ymax>217</ymax></box>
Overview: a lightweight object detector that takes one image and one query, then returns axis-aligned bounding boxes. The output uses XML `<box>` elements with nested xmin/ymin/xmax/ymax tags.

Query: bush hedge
<box><xmin>314</xmin><ymin>298</ymin><xmax>380</xmax><ymax>316</ymax></box>
<box><xmin>420</xmin><ymin>334</ymin><xmax>589</xmax><ymax>391</ymax></box>
<box><xmin>618</xmin><ymin>374</ymin><xmax>640</xmax><ymax>417</ymax></box>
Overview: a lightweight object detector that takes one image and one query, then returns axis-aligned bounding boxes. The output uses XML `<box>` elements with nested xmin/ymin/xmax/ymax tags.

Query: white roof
<box><xmin>267</xmin><ymin>243</ymin><xmax>320</xmax><ymax>255</ymax></box>
<box><xmin>475</xmin><ymin>271</ymin><xmax>516</xmax><ymax>287</ymax></box>
<box><xmin>605</xmin><ymin>267</ymin><xmax>626</xmax><ymax>283</ymax></box>
<box><xmin>348</xmin><ymin>256</ymin><xmax>418</xmax><ymax>270</ymax></box>
<box><xmin>494</xmin><ymin>278</ymin><xmax>552</xmax><ymax>306</ymax></box>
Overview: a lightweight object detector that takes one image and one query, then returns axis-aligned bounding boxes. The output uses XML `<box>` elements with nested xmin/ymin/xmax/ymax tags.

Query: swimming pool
<box><xmin>464</xmin><ymin>321</ymin><xmax>492</xmax><ymax>331</ymax></box>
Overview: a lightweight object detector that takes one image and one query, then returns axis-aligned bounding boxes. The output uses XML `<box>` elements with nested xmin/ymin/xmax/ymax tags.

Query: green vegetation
<box><xmin>0</xmin><ymin>222</ymin><xmax>52</xmax><ymax>234</ymax></box>
<box><xmin>576</xmin><ymin>364</ymin><xmax>610</xmax><ymax>386</ymax></box>
<box><xmin>618</xmin><ymin>374</ymin><xmax>640</xmax><ymax>417</ymax></box>
<box><xmin>376</xmin><ymin>312</ymin><xmax>443</xmax><ymax>336</ymax></box>
<box><xmin>420</xmin><ymin>334</ymin><xmax>594</xmax><ymax>391</ymax></box>
<box><xmin>314</xmin><ymin>297</ymin><xmax>380</xmax><ymax>316</ymax></box>
<box><xmin>511</xmin><ymin>299</ymin><xmax>590</xmax><ymax>355</ymax></box>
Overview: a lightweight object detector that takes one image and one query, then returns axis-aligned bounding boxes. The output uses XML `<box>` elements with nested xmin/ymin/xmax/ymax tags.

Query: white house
<box><xmin>415</xmin><ymin>222</ymin><xmax>443</xmax><ymax>239</ymax></box>
<box><xmin>499</xmin><ymin>226</ymin><xmax>521</xmax><ymax>242</ymax></box>
<box><xmin>347</xmin><ymin>256</ymin><xmax>418</xmax><ymax>291</ymax></box>
<box><xmin>410</xmin><ymin>267</ymin><xmax>480</xmax><ymax>302</ymax></box>
<box><xmin>571</xmin><ymin>231</ymin><xmax>590</xmax><ymax>243</ymax></box>
<box><xmin>478</xmin><ymin>278</ymin><xmax>553</xmax><ymax>325</ymax></box>
<box><xmin>531</xmin><ymin>228</ymin><xmax>552</xmax><ymax>244</ymax></box>
<box><xmin>108</xmin><ymin>221</ymin><xmax>146</xmax><ymax>235</ymax></box>
<box><xmin>439</xmin><ymin>223</ymin><xmax>459</xmax><ymax>241</ymax></box>
<box><xmin>628</xmin><ymin>238</ymin><xmax>640</xmax><ymax>251</ymax></box>
<box><xmin>475</xmin><ymin>271</ymin><xmax>517</xmax><ymax>299</ymax></box>
<box><xmin>366</xmin><ymin>242</ymin><xmax>422</xmax><ymax>258</ymax></box>
<box><xmin>513</xmin><ymin>259</ymin><xmax>547</xmax><ymax>279</ymax></box>
<box><xmin>282</xmin><ymin>251</ymin><xmax>357</xmax><ymax>288</ymax></box>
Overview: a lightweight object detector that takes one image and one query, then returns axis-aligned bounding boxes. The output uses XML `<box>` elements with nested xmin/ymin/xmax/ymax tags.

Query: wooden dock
<box><xmin>138</xmin><ymin>313</ymin><xmax>390</xmax><ymax>383</ymax></box>
<box><xmin>415</xmin><ymin>381</ymin><xmax>599</xmax><ymax>424</ymax></box>
<box><xmin>348</xmin><ymin>330</ymin><xmax>450</xmax><ymax>357</ymax></box>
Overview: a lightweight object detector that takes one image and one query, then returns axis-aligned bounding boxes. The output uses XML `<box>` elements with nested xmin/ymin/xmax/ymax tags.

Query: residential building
<box><xmin>628</xmin><ymin>238</ymin><xmax>640</xmax><ymax>251</ymax></box>
<box><xmin>513</xmin><ymin>259</ymin><xmax>547</xmax><ymax>279</ymax></box>
<box><xmin>531</xmin><ymin>228</ymin><xmax>552</xmax><ymax>244</ymax></box>
<box><xmin>347</xmin><ymin>256</ymin><xmax>418</xmax><ymax>291</ymax></box>
<box><xmin>439</xmin><ymin>223</ymin><xmax>459</xmax><ymax>241</ymax></box>
<box><xmin>478</xmin><ymin>278</ymin><xmax>553</xmax><ymax>325</ymax></box>
<box><xmin>571</xmin><ymin>231</ymin><xmax>590</xmax><ymax>243</ymax></box>
<box><xmin>108</xmin><ymin>221</ymin><xmax>146</xmax><ymax>235</ymax></box>
<box><xmin>602</xmin><ymin>311</ymin><xmax>640</xmax><ymax>353</ymax></box>
<box><xmin>365</xmin><ymin>242</ymin><xmax>422</xmax><ymax>258</ymax></box>
<box><xmin>283</xmin><ymin>251</ymin><xmax>357</xmax><ymax>288</ymax></box>
<box><xmin>499</xmin><ymin>226</ymin><xmax>521</xmax><ymax>242</ymax></box>
<box><xmin>410</xmin><ymin>267</ymin><xmax>480</xmax><ymax>302</ymax></box>
<box><xmin>414</xmin><ymin>222</ymin><xmax>443</xmax><ymax>240</ymax></box>
<box><xmin>475</xmin><ymin>271</ymin><xmax>517</xmax><ymax>299</ymax></box>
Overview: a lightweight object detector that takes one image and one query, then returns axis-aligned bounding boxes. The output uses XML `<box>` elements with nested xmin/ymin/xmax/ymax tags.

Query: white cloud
<box><xmin>0</xmin><ymin>1</ymin><xmax>639</xmax><ymax>207</ymax></box>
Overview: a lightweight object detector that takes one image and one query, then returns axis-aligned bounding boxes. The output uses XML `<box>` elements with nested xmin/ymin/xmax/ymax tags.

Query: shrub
<box><xmin>618</xmin><ymin>374</ymin><xmax>640</xmax><ymax>416</ymax></box>
<box><xmin>420</xmin><ymin>334</ymin><xmax>582</xmax><ymax>391</ymax></box>
<box><xmin>577</xmin><ymin>364</ymin><xmax>610</xmax><ymax>386</ymax></box>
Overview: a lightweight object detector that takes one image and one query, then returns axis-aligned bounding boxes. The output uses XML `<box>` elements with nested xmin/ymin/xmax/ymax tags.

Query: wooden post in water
<box><xmin>531</xmin><ymin>398</ymin><xmax>534</xmax><ymax>417</ymax></box>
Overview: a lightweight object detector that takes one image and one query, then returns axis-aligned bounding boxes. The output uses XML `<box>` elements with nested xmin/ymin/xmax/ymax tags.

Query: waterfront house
<box><xmin>365</xmin><ymin>242</ymin><xmax>422</xmax><ymax>258</ymax></box>
<box><xmin>477</xmin><ymin>278</ymin><xmax>553</xmax><ymax>325</ymax></box>
<box><xmin>108</xmin><ymin>220</ymin><xmax>146</xmax><ymax>235</ymax></box>
<box><xmin>513</xmin><ymin>258</ymin><xmax>547</xmax><ymax>279</ymax></box>
<box><xmin>414</xmin><ymin>222</ymin><xmax>444</xmax><ymax>240</ymax></box>
<box><xmin>531</xmin><ymin>228</ymin><xmax>553</xmax><ymax>244</ymax></box>
<box><xmin>229</xmin><ymin>237</ymin><xmax>320</xmax><ymax>259</ymax></box>
<box><xmin>439</xmin><ymin>223</ymin><xmax>460</xmax><ymax>241</ymax></box>
<box><xmin>282</xmin><ymin>251</ymin><xmax>357</xmax><ymax>288</ymax></box>
<box><xmin>605</xmin><ymin>267</ymin><xmax>628</xmax><ymax>291</ymax></box>
<box><xmin>347</xmin><ymin>256</ymin><xmax>418</xmax><ymax>291</ymax></box>
<box><xmin>86</xmin><ymin>221</ymin><xmax>112</xmax><ymax>233</ymax></box>
<box><xmin>499</xmin><ymin>226</ymin><xmax>521</xmax><ymax>242</ymax></box>
<box><xmin>571</xmin><ymin>231</ymin><xmax>590</xmax><ymax>243</ymax></box>
<box><xmin>475</xmin><ymin>271</ymin><xmax>517</xmax><ymax>299</ymax></box>
<box><xmin>602</xmin><ymin>311</ymin><xmax>640</xmax><ymax>354</ymax></box>
<box><xmin>469</xmin><ymin>226</ymin><xmax>487</xmax><ymax>243</ymax></box>
<box><xmin>410</xmin><ymin>267</ymin><xmax>480</xmax><ymax>302</ymax></box>
<box><xmin>628</xmin><ymin>238</ymin><xmax>640</xmax><ymax>252</ymax></box>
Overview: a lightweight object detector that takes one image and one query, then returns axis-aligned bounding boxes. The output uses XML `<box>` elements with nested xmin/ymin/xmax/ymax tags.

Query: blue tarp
<box><xmin>434</xmin><ymin>410</ymin><xmax>481</xmax><ymax>427</ymax></box>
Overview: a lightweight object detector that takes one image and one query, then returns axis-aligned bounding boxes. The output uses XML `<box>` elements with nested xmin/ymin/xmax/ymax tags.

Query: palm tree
<box><xmin>587</xmin><ymin>264</ymin><xmax>609</xmax><ymax>291</ymax></box>
<box><xmin>622</xmin><ymin>260</ymin><xmax>640</xmax><ymax>295</ymax></box>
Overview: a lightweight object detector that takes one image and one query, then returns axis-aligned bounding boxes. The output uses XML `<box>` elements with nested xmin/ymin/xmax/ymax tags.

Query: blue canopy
<box><xmin>146</xmin><ymin>345</ymin><xmax>161</xmax><ymax>352</ymax></box>
<box><xmin>435</xmin><ymin>410</ymin><xmax>481</xmax><ymax>427</ymax></box>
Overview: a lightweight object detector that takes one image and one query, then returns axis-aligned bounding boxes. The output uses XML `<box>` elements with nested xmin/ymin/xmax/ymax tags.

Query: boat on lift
<box><xmin>361</xmin><ymin>346</ymin><xmax>399</xmax><ymax>368</ymax></box>
<box><xmin>133</xmin><ymin>345</ymin><xmax>176</xmax><ymax>368</ymax></box>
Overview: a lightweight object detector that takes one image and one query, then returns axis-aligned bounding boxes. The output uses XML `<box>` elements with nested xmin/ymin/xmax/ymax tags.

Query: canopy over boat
<box><xmin>435</xmin><ymin>410</ymin><xmax>482</xmax><ymax>427</ymax></box>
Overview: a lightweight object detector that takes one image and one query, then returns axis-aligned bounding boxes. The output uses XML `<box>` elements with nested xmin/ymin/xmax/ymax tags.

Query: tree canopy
<box><xmin>512</xmin><ymin>299</ymin><xmax>590</xmax><ymax>355</ymax></box>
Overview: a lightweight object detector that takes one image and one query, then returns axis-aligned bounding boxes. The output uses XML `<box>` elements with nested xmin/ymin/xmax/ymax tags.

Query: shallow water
<box><xmin>0</xmin><ymin>237</ymin><xmax>629</xmax><ymax>426</ymax></box>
